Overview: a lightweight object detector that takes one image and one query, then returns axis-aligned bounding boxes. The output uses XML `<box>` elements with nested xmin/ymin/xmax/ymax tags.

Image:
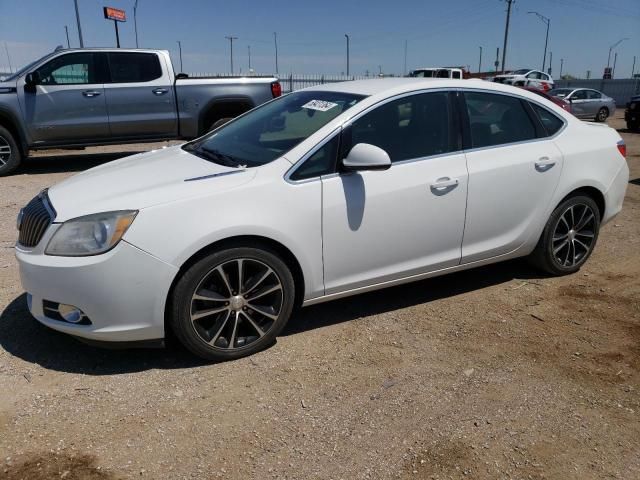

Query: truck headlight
<box><xmin>45</xmin><ymin>211</ymin><xmax>137</xmax><ymax>256</ymax></box>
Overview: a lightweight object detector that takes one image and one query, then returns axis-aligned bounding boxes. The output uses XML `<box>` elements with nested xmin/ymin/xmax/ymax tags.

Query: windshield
<box><xmin>184</xmin><ymin>90</ymin><xmax>366</xmax><ymax>168</ymax></box>
<box><xmin>548</xmin><ymin>88</ymin><xmax>573</xmax><ymax>98</ymax></box>
<box><xmin>3</xmin><ymin>52</ymin><xmax>55</xmax><ymax>82</ymax></box>
<box><xmin>512</xmin><ymin>69</ymin><xmax>530</xmax><ymax>75</ymax></box>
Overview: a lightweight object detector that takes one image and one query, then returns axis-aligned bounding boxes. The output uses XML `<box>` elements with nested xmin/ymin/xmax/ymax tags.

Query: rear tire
<box><xmin>0</xmin><ymin>126</ymin><xmax>21</xmax><ymax>176</ymax></box>
<box><xmin>627</xmin><ymin>121</ymin><xmax>639</xmax><ymax>132</ymax></box>
<box><xmin>595</xmin><ymin>107</ymin><xmax>609</xmax><ymax>122</ymax></box>
<box><xmin>169</xmin><ymin>246</ymin><xmax>295</xmax><ymax>361</ymax></box>
<box><xmin>528</xmin><ymin>195</ymin><xmax>601</xmax><ymax>276</ymax></box>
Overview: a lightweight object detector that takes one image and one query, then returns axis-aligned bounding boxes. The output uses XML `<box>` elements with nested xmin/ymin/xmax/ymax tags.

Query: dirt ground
<box><xmin>0</xmin><ymin>113</ymin><xmax>638</xmax><ymax>480</ymax></box>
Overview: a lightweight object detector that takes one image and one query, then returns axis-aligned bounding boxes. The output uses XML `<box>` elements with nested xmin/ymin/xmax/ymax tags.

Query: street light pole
<box><xmin>73</xmin><ymin>0</ymin><xmax>84</xmax><ymax>48</ymax></box>
<box><xmin>225</xmin><ymin>36</ymin><xmax>238</xmax><ymax>74</ymax></box>
<box><xmin>273</xmin><ymin>32</ymin><xmax>279</xmax><ymax>75</ymax></box>
<box><xmin>559</xmin><ymin>58</ymin><xmax>563</xmax><ymax>78</ymax></box>
<box><xmin>344</xmin><ymin>34</ymin><xmax>350</xmax><ymax>77</ymax></box>
<box><xmin>527</xmin><ymin>12</ymin><xmax>550</xmax><ymax>72</ymax></box>
<box><xmin>613</xmin><ymin>52</ymin><xmax>618</xmax><ymax>78</ymax></box>
<box><xmin>478</xmin><ymin>46</ymin><xmax>482</xmax><ymax>73</ymax></box>
<box><xmin>64</xmin><ymin>25</ymin><xmax>70</xmax><ymax>48</ymax></box>
<box><xmin>134</xmin><ymin>0</ymin><xmax>139</xmax><ymax>48</ymax></box>
<box><xmin>607</xmin><ymin>38</ymin><xmax>628</xmax><ymax>68</ymax></box>
<box><xmin>248</xmin><ymin>45</ymin><xmax>251</xmax><ymax>71</ymax></box>
<box><xmin>177</xmin><ymin>41</ymin><xmax>182</xmax><ymax>73</ymax></box>
<box><xmin>404</xmin><ymin>40</ymin><xmax>408</xmax><ymax>76</ymax></box>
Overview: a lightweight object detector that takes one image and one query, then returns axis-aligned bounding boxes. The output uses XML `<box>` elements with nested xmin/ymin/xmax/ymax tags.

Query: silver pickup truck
<box><xmin>0</xmin><ymin>48</ymin><xmax>281</xmax><ymax>175</ymax></box>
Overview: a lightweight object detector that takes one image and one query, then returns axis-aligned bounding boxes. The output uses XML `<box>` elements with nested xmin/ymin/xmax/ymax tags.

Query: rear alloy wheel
<box><xmin>595</xmin><ymin>107</ymin><xmax>609</xmax><ymax>122</ymax></box>
<box><xmin>170</xmin><ymin>247</ymin><xmax>295</xmax><ymax>361</ymax></box>
<box><xmin>529</xmin><ymin>195</ymin><xmax>601</xmax><ymax>276</ymax></box>
<box><xmin>0</xmin><ymin>126</ymin><xmax>21</xmax><ymax>176</ymax></box>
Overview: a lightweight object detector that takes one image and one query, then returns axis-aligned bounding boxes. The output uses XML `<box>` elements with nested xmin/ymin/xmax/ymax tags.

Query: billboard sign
<box><xmin>103</xmin><ymin>7</ymin><xmax>126</xmax><ymax>22</ymax></box>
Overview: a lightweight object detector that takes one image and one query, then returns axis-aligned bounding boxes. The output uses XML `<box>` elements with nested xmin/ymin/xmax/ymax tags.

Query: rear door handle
<box><xmin>535</xmin><ymin>157</ymin><xmax>556</xmax><ymax>172</ymax></box>
<box><xmin>152</xmin><ymin>88</ymin><xmax>168</xmax><ymax>95</ymax></box>
<box><xmin>82</xmin><ymin>90</ymin><xmax>101</xmax><ymax>98</ymax></box>
<box><xmin>430</xmin><ymin>177</ymin><xmax>459</xmax><ymax>195</ymax></box>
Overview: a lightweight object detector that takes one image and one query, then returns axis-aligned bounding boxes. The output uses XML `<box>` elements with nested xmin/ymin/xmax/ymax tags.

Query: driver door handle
<box><xmin>430</xmin><ymin>177</ymin><xmax>459</xmax><ymax>195</ymax></box>
<box><xmin>82</xmin><ymin>90</ymin><xmax>101</xmax><ymax>98</ymax></box>
<box><xmin>535</xmin><ymin>157</ymin><xmax>556</xmax><ymax>172</ymax></box>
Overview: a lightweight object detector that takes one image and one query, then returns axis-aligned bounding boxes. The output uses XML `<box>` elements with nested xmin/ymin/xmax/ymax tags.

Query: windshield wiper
<box><xmin>184</xmin><ymin>144</ymin><xmax>244</xmax><ymax>168</ymax></box>
<box><xmin>202</xmin><ymin>148</ymin><xmax>245</xmax><ymax>168</ymax></box>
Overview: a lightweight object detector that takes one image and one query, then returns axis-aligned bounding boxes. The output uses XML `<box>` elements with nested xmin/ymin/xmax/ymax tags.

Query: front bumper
<box><xmin>16</xmin><ymin>232</ymin><xmax>179</xmax><ymax>342</ymax></box>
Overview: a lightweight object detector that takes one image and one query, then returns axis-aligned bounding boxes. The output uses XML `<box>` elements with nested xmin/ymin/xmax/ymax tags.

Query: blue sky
<box><xmin>1</xmin><ymin>0</ymin><xmax>639</xmax><ymax>78</ymax></box>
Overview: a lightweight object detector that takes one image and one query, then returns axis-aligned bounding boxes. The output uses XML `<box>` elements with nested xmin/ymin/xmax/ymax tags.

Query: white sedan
<box><xmin>16</xmin><ymin>79</ymin><xmax>629</xmax><ymax>360</ymax></box>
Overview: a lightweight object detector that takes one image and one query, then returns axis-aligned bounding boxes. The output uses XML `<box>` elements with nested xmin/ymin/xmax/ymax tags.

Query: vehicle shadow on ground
<box><xmin>629</xmin><ymin>178</ymin><xmax>640</xmax><ymax>186</ymax></box>
<box><xmin>0</xmin><ymin>259</ymin><xmax>543</xmax><ymax>375</ymax></box>
<box><xmin>284</xmin><ymin>259</ymin><xmax>544</xmax><ymax>336</ymax></box>
<box><xmin>20</xmin><ymin>151</ymin><xmax>143</xmax><ymax>175</ymax></box>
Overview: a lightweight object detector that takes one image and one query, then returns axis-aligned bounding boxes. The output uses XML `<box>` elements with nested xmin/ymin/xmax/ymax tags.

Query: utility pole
<box><xmin>632</xmin><ymin>56</ymin><xmax>636</xmax><ymax>78</ymax></box>
<box><xmin>248</xmin><ymin>45</ymin><xmax>251</xmax><ymax>71</ymax></box>
<box><xmin>64</xmin><ymin>26</ymin><xmax>70</xmax><ymax>48</ymax></box>
<box><xmin>612</xmin><ymin>52</ymin><xmax>618</xmax><ymax>78</ymax></box>
<box><xmin>403</xmin><ymin>40</ymin><xmax>408</xmax><ymax>76</ymax></box>
<box><xmin>607</xmin><ymin>38</ymin><xmax>628</xmax><ymax>67</ymax></box>
<box><xmin>501</xmin><ymin>0</ymin><xmax>514</xmax><ymax>73</ymax></box>
<box><xmin>273</xmin><ymin>32</ymin><xmax>279</xmax><ymax>74</ymax></box>
<box><xmin>559</xmin><ymin>58</ymin><xmax>563</xmax><ymax>78</ymax></box>
<box><xmin>225</xmin><ymin>36</ymin><xmax>238</xmax><ymax>74</ymax></box>
<box><xmin>478</xmin><ymin>46</ymin><xmax>483</xmax><ymax>73</ymax></box>
<box><xmin>494</xmin><ymin>47</ymin><xmax>500</xmax><ymax>73</ymax></box>
<box><xmin>177</xmin><ymin>41</ymin><xmax>182</xmax><ymax>72</ymax></box>
<box><xmin>547</xmin><ymin>51</ymin><xmax>552</xmax><ymax>76</ymax></box>
<box><xmin>527</xmin><ymin>11</ymin><xmax>550</xmax><ymax>72</ymax></box>
<box><xmin>134</xmin><ymin>0</ymin><xmax>139</xmax><ymax>48</ymax></box>
<box><xmin>344</xmin><ymin>34</ymin><xmax>350</xmax><ymax>77</ymax></box>
<box><xmin>73</xmin><ymin>0</ymin><xmax>84</xmax><ymax>48</ymax></box>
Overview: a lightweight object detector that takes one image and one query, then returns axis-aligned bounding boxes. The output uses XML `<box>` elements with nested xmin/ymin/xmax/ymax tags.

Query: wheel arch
<box><xmin>164</xmin><ymin>234</ymin><xmax>307</xmax><ymax>336</ymax></box>
<box><xmin>0</xmin><ymin>107</ymin><xmax>28</xmax><ymax>156</ymax></box>
<box><xmin>558</xmin><ymin>185</ymin><xmax>605</xmax><ymax>219</ymax></box>
<box><xmin>197</xmin><ymin>97</ymin><xmax>254</xmax><ymax>135</ymax></box>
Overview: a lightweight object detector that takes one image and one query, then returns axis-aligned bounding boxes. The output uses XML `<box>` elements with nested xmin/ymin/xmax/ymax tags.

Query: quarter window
<box><xmin>349</xmin><ymin>92</ymin><xmax>453</xmax><ymax>163</ymax></box>
<box><xmin>530</xmin><ymin>103</ymin><xmax>564</xmax><ymax>136</ymax></box>
<box><xmin>290</xmin><ymin>134</ymin><xmax>340</xmax><ymax>180</ymax></box>
<box><xmin>35</xmin><ymin>53</ymin><xmax>98</xmax><ymax>85</ymax></box>
<box><xmin>107</xmin><ymin>53</ymin><xmax>162</xmax><ymax>83</ymax></box>
<box><xmin>464</xmin><ymin>92</ymin><xmax>537</xmax><ymax>148</ymax></box>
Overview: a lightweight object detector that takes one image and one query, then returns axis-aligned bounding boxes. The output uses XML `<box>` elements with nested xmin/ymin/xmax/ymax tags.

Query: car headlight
<box><xmin>45</xmin><ymin>210</ymin><xmax>137</xmax><ymax>256</ymax></box>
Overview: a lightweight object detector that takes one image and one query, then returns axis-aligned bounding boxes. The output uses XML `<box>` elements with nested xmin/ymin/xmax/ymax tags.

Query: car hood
<box><xmin>48</xmin><ymin>145</ymin><xmax>256</xmax><ymax>221</ymax></box>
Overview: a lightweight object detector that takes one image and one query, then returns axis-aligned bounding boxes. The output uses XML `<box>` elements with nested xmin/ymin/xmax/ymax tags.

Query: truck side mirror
<box><xmin>24</xmin><ymin>72</ymin><xmax>40</xmax><ymax>93</ymax></box>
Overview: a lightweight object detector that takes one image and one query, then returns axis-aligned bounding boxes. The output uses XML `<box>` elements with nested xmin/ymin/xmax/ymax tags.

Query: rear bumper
<box><xmin>602</xmin><ymin>161</ymin><xmax>630</xmax><ymax>225</ymax></box>
<box><xmin>16</xmin><ymin>238</ymin><xmax>179</xmax><ymax>342</ymax></box>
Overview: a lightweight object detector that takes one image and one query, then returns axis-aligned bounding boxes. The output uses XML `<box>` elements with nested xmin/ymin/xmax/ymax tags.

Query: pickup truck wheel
<box><xmin>627</xmin><ymin>121</ymin><xmax>639</xmax><ymax>132</ymax></box>
<box><xmin>208</xmin><ymin>117</ymin><xmax>233</xmax><ymax>132</ymax></box>
<box><xmin>0</xmin><ymin>126</ymin><xmax>21</xmax><ymax>176</ymax></box>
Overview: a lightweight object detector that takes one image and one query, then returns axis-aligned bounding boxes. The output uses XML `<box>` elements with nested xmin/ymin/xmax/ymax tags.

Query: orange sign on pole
<box><xmin>103</xmin><ymin>7</ymin><xmax>126</xmax><ymax>22</ymax></box>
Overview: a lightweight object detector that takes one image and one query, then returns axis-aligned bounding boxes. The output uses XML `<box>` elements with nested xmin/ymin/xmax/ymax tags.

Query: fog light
<box><xmin>58</xmin><ymin>304</ymin><xmax>85</xmax><ymax>324</ymax></box>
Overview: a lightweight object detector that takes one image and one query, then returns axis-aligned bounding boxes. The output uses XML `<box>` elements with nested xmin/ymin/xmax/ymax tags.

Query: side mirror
<box><xmin>342</xmin><ymin>143</ymin><xmax>391</xmax><ymax>172</ymax></box>
<box><xmin>24</xmin><ymin>72</ymin><xmax>40</xmax><ymax>92</ymax></box>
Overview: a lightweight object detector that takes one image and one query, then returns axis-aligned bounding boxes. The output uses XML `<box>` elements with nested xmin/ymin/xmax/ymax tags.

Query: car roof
<box><xmin>301</xmin><ymin>77</ymin><xmax>538</xmax><ymax>98</ymax></box>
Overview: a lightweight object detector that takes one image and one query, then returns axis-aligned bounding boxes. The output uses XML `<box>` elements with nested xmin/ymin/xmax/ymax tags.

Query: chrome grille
<box><xmin>18</xmin><ymin>191</ymin><xmax>55</xmax><ymax>248</ymax></box>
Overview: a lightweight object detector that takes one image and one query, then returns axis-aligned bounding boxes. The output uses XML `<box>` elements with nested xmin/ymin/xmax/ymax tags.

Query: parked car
<box><xmin>409</xmin><ymin>67</ymin><xmax>467</xmax><ymax>79</ymax></box>
<box><xmin>0</xmin><ymin>48</ymin><xmax>281</xmax><ymax>175</ymax></box>
<box><xmin>624</xmin><ymin>94</ymin><xmax>640</xmax><ymax>131</ymax></box>
<box><xmin>493</xmin><ymin>69</ymin><xmax>554</xmax><ymax>91</ymax></box>
<box><xmin>16</xmin><ymin>79</ymin><xmax>628</xmax><ymax>361</ymax></box>
<box><xmin>548</xmin><ymin>88</ymin><xmax>615</xmax><ymax>122</ymax></box>
<box><xmin>521</xmin><ymin>86</ymin><xmax>572</xmax><ymax>113</ymax></box>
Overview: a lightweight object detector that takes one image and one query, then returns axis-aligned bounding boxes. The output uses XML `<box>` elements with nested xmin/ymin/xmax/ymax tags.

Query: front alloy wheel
<box><xmin>170</xmin><ymin>247</ymin><xmax>295</xmax><ymax>361</ymax></box>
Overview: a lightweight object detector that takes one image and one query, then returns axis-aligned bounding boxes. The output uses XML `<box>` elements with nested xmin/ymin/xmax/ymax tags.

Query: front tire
<box><xmin>529</xmin><ymin>195</ymin><xmax>601</xmax><ymax>276</ymax></box>
<box><xmin>0</xmin><ymin>126</ymin><xmax>21</xmax><ymax>176</ymax></box>
<box><xmin>595</xmin><ymin>107</ymin><xmax>609</xmax><ymax>122</ymax></box>
<box><xmin>169</xmin><ymin>247</ymin><xmax>295</xmax><ymax>361</ymax></box>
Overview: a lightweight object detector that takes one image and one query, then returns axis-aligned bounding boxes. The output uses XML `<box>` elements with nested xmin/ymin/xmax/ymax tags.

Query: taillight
<box><xmin>617</xmin><ymin>140</ymin><xmax>626</xmax><ymax>158</ymax></box>
<box><xmin>271</xmin><ymin>81</ymin><xmax>282</xmax><ymax>98</ymax></box>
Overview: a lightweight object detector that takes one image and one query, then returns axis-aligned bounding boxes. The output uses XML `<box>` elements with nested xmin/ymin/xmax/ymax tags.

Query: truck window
<box><xmin>107</xmin><ymin>52</ymin><xmax>162</xmax><ymax>83</ymax></box>
<box><xmin>35</xmin><ymin>52</ymin><xmax>98</xmax><ymax>85</ymax></box>
<box><xmin>452</xmin><ymin>71</ymin><xmax>461</xmax><ymax>79</ymax></box>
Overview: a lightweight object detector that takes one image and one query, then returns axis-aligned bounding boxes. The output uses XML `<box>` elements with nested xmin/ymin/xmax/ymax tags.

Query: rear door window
<box><xmin>464</xmin><ymin>92</ymin><xmax>537</xmax><ymax>148</ymax></box>
<box><xmin>107</xmin><ymin>52</ymin><xmax>162</xmax><ymax>83</ymax></box>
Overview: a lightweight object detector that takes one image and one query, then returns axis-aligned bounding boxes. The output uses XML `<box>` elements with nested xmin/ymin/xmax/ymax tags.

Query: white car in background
<box><xmin>494</xmin><ymin>69</ymin><xmax>554</xmax><ymax>91</ymax></box>
<box><xmin>16</xmin><ymin>78</ymin><xmax>628</xmax><ymax>361</ymax></box>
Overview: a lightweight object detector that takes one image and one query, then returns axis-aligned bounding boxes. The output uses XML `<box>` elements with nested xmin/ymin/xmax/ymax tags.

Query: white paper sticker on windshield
<box><xmin>302</xmin><ymin>100</ymin><xmax>338</xmax><ymax>112</ymax></box>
